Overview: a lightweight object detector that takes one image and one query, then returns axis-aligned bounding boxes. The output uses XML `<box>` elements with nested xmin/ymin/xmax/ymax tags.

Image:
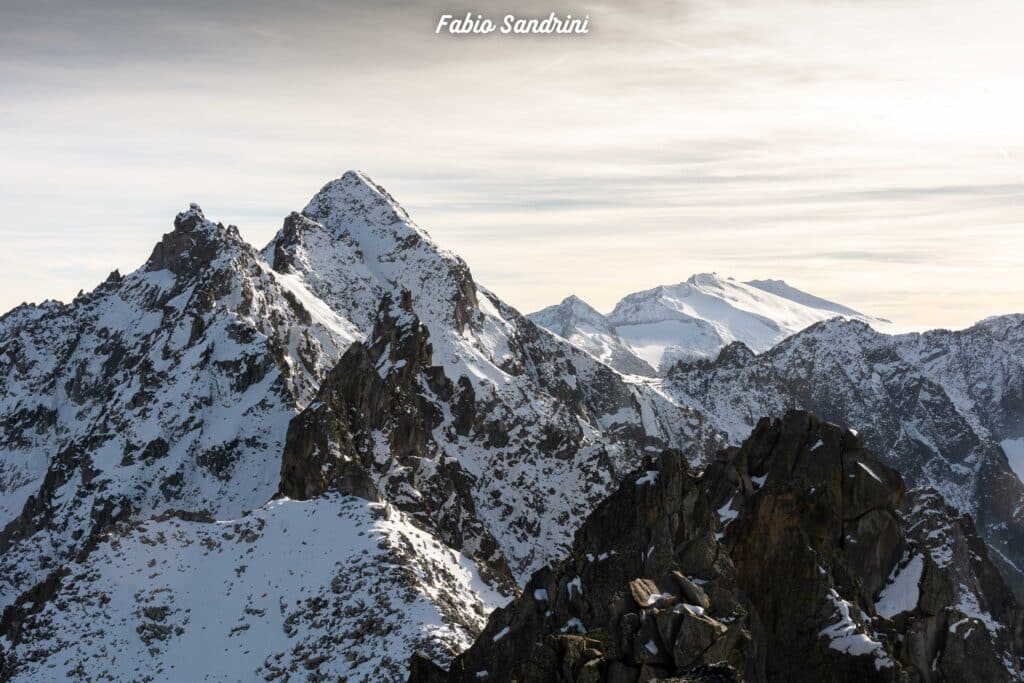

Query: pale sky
<box><xmin>1</xmin><ymin>0</ymin><xmax>1022</xmax><ymax>329</ymax></box>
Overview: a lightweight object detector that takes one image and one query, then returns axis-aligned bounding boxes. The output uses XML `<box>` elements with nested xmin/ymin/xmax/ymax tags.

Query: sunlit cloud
<box><xmin>1</xmin><ymin>0</ymin><xmax>1022</xmax><ymax>329</ymax></box>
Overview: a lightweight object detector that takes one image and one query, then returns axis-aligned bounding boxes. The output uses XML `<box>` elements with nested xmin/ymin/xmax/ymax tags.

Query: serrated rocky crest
<box><xmin>413</xmin><ymin>411</ymin><xmax>1022</xmax><ymax>682</ymax></box>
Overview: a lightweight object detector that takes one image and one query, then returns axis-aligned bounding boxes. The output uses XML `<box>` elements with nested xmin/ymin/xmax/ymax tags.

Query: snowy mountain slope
<box><xmin>527</xmin><ymin>295</ymin><xmax>655</xmax><ymax>376</ymax></box>
<box><xmin>744</xmin><ymin>278</ymin><xmax>882</xmax><ymax>319</ymax></box>
<box><xmin>528</xmin><ymin>274</ymin><xmax>887</xmax><ymax>375</ymax></box>
<box><xmin>0</xmin><ymin>496</ymin><xmax>499</xmax><ymax>682</ymax></box>
<box><xmin>606</xmin><ymin>273</ymin><xmax>888</xmax><ymax>372</ymax></box>
<box><xmin>0</xmin><ymin>205</ymin><xmax>361</xmax><ymax>611</ymax></box>
<box><xmin>663</xmin><ymin>315</ymin><xmax>1024</xmax><ymax>594</ymax></box>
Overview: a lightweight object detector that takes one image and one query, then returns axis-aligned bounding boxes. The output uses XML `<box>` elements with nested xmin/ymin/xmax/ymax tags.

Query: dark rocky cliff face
<box><xmin>279</xmin><ymin>290</ymin><xmax>517</xmax><ymax>592</ymax></box>
<box><xmin>411</xmin><ymin>411</ymin><xmax>1022</xmax><ymax>683</ymax></box>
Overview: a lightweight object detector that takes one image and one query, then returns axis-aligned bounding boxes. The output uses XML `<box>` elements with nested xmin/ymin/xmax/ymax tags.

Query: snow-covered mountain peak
<box><xmin>169</xmin><ymin>202</ymin><xmax>223</xmax><ymax>237</ymax></box>
<box><xmin>303</xmin><ymin>170</ymin><xmax>418</xmax><ymax>243</ymax></box>
<box><xmin>266</xmin><ymin>171</ymin><xmax>480</xmax><ymax>337</ymax></box>
<box><xmin>526</xmin><ymin>294</ymin><xmax>656</xmax><ymax>375</ymax></box>
<box><xmin>529</xmin><ymin>274</ymin><xmax>891</xmax><ymax>376</ymax></box>
<box><xmin>560</xmin><ymin>293</ymin><xmax>590</xmax><ymax>307</ymax></box>
<box><xmin>180</xmin><ymin>201</ymin><xmax>205</xmax><ymax>219</ymax></box>
<box><xmin>789</xmin><ymin>315</ymin><xmax>873</xmax><ymax>337</ymax></box>
<box><xmin>535</xmin><ymin>294</ymin><xmax>610</xmax><ymax>330</ymax></box>
<box><xmin>600</xmin><ymin>274</ymin><xmax>887</xmax><ymax>371</ymax></box>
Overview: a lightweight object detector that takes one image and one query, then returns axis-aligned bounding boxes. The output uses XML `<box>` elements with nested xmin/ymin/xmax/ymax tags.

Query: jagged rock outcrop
<box><xmin>279</xmin><ymin>290</ymin><xmax>517</xmax><ymax>592</ymax></box>
<box><xmin>412</xmin><ymin>411</ymin><xmax>1022</xmax><ymax>682</ymax></box>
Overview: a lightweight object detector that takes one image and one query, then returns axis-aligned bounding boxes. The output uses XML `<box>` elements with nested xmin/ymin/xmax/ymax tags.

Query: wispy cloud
<box><xmin>1</xmin><ymin>0</ymin><xmax>1022</xmax><ymax>328</ymax></box>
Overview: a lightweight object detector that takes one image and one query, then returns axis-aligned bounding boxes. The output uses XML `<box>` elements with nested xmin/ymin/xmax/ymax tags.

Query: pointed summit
<box><xmin>302</xmin><ymin>170</ymin><xmax>416</xmax><ymax>239</ymax></box>
<box><xmin>599</xmin><ymin>273</ymin><xmax>890</xmax><ymax>371</ymax></box>
<box><xmin>172</xmin><ymin>202</ymin><xmax>207</xmax><ymax>232</ymax></box>
<box><xmin>557</xmin><ymin>294</ymin><xmax>606</xmax><ymax>321</ymax></box>
<box><xmin>685</xmin><ymin>271</ymin><xmax>729</xmax><ymax>287</ymax></box>
<box><xmin>265</xmin><ymin>171</ymin><xmax>479</xmax><ymax>335</ymax></box>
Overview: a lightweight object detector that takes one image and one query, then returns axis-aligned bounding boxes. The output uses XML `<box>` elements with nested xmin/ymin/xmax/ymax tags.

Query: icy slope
<box><xmin>745</xmin><ymin>278</ymin><xmax>878</xmax><ymax>318</ymax></box>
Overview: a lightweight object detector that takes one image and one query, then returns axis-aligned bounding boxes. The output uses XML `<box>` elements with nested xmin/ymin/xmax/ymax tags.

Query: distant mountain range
<box><xmin>0</xmin><ymin>172</ymin><xmax>1020</xmax><ymax>681</ymax></box>
<box><xmin>529</xmin><ymin>274</ymin><xmax>890</xmax><ymax>374</ymax></box>
<box><xmin>662</xmin><ymin>315</ymin><xmax>1024</xmax><ymax>596</ymax></box>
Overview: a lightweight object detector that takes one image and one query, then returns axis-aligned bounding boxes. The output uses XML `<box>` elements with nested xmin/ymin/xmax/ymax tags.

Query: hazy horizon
<box><xmin>2</xmin><ymin>0</ymin><xmax>1022</xmax><ymax>329</ymax></box>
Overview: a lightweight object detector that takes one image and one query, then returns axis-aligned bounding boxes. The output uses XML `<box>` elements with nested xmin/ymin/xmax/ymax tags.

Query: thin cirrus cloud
<box><xmin>0</xmin><ymin>0</ymin><xmax>1021</xmax><ymax>329</ymax></box>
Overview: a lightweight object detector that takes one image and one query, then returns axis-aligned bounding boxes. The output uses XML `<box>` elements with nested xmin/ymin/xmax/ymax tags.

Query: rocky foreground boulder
<box><xmin>410</xmin><ymin>411</ymin><xmax>1023</xmax><ymax>682</ymax></box>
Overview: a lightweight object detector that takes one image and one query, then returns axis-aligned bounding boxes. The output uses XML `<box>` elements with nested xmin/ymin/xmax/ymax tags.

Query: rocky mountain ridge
<box><xmin>0</xmin><ymin>203</ymin><xmax>358</xmax><ymax>613</ymax></box>
<box><xmin>413</xmin><ymin>411</ymin><xmax>1023</xmax><ymax>682</ymax></box>
<box><xmin>663</xmin><ymin>316</ymin><xmax>1024</xmax><ymax>596</ymax></box>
